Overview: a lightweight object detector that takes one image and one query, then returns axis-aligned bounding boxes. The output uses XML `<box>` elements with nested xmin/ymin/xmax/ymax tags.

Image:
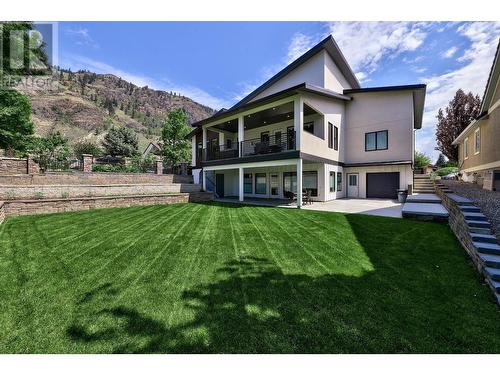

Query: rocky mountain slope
<box><xmin>17</xmin><ymin>70</ymin><xmax>215</xmax><ymax>150</ymax></box>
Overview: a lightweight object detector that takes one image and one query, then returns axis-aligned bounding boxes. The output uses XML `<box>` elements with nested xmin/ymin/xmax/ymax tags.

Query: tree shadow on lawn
<box><xmin>66</xmin><ymin>214</ymin><xmax>500</xmax><ymax>353</ymax></box>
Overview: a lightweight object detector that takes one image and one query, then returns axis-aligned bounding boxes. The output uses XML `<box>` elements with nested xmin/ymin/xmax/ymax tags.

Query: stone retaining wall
<box><xmin>0</xmin><ymin>201</ymin><xmax>5</xmax><ymax>225</ymax></box>
<box><xmin>434</xmin><ymin>185</ymin><xmax>483</xmax><ymax>273</ymax></box>
<box><xmin>0</xmin><ymin>157</ymin><xmax>28</xmax><ymax>175</ymax></box>
<box><xmin>1</xmin><ymin>192</ymin><xmax>213</xmax><ymax>218</ymax></box>
<box><xmin>0</xmin><ymin>183</ymin><xmax>202</xmax><ymax>200</ymax></box>
<box><xmin>0</xmin><ymin>172</ymin><xmax>193</xmax><ymax>186</ymax></box>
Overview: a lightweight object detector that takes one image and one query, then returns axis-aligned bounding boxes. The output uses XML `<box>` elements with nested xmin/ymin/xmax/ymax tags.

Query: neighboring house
<box><xmin>188</xmin><ymin>36</ymin><xmax>426</xmax><ymax>206</ymax></box>
<box><xmin>453</xmin><ymin>39</ymin><xmax>500</xmax><ymax>191</ymax></box>
<box><xmin>142</xmin><ymin>142</ymin><xmax>161</xmax><ymax>157</ymax></box>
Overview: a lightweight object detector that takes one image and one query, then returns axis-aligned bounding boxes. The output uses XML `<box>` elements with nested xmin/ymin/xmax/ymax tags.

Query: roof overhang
<box><xmin>344</xmin><ymin>84</ymin><xmax>427</xmax><ymax>129</ymax></box>
<box><xmin>231</xmin><ymin>35</ymin><xmax>360</xmax><ymax>109</ymax></box>
<box><xmin>188</xmin><ymin>83</ymin><xmax>351</xmax><ymax>132</ymax></box>
<box><xmin>479</xmin><ymin>38</ymin><xmax>500</xmax><ymax>116</ymax></box>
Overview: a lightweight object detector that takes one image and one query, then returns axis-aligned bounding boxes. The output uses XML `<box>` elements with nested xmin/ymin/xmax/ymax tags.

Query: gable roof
<box><xmin>479</xmin><ymin>38</ymin><xmax>500</xmax><ymax>115</ymax></box>
<box><xmin>231</xmin><ymin>35</ymin><xmax>360</xmax><ymax>110</ymax></box>
<box><xmin>453</xmin><ymin>38</ymin><xmax>500</xmax><ymax>145</ymax></box>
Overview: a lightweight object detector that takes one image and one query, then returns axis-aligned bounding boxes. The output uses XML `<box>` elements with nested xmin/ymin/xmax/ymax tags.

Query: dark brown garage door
<box><xmin>366</xmin><ymin>172</ymin><xmax>399</xmax><ymax>199</ymax></box>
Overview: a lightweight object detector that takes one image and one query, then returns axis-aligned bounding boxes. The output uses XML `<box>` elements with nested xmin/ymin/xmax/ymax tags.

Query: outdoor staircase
<box><xmin>413</xmin><ymin>174</ymin><xmax>436</xmax><ymax>193</ymax></box>
<box><xmin>447</xmin><ymin>194</ymin><xmax>500</xmax><ymax>303</ymax></box>
<box><xmin>402</xmin><ymin>174</ymin><xmax>449</xmax><ymax>221</ymax></box>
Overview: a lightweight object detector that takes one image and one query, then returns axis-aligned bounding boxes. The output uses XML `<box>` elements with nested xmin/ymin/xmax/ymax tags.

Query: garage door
<box><xmin>366</xmin><ymin>172</ymin><xmax>400</xmax><ymax>199</ymax></box>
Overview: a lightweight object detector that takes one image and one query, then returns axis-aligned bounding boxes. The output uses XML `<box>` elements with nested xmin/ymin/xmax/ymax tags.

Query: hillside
<box><xmin>17</xmin><ymin>70</ymin><xmax>215</xmax><ymax>151</ymax></box>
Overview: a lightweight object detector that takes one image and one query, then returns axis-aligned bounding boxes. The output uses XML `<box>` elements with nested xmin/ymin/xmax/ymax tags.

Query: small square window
<box><xmin>365</xmin><ymin>130</ymin><xmax>388</xmax><ymax>151</ymax></box>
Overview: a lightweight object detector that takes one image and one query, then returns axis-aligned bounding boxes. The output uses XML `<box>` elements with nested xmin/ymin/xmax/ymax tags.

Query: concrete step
<box><xmin>447</xmin><ymin>194</ymin><xmax>474</xmax><ymax>205</ymax></box>
<box><xmin>473</xmin><ymin>241</ymin><xmax>500</xmax><ymax>256</ymax></box>
<box><xmin>485</xmin><ymin>266</ymin><xmax>500</xmax><ymax>281</ymax></box>
<box><xmin>487</xmin><ymin>278</ymin><xmax>500</xmax><ymax>294</ymax></box>
<box><xmin>468</xmin><ymin>226</ymin><xmax>492</xmax><ymax>235</ymax></box>
<box><xmin>463</xmin><ymin>212</ymin><xmax>488</xmax><ymax>221</ymax></box>
<box><xmin>406</xmin><ymin>194</ymin><xmax>441</xmax><ymax>204</ymax></box>
<box><xmin>466</xmin><ymin>219</ymin><xmax>491</xmax><ymax>229</ymax></box>
<box><xmin>479</xmin><ymin>253</ymin><xmax>500</xmax><ymax>269</ymax></box>
<box><xmin>470</xmin><ymin>232</ymin><xmax>498</xmax><ymax>244</ymax></box>
<box><xmin>413</xmin><ymin>190</ymin><xmax>436</xmax><ymax>194</ymax></box>
<box><xmin>402</xmin><ymin>202</ymin><xmax>448</xmax><ymax>221</ymax></box>
<box><xmin>459</xmin><ymin>205</ymin><xmax>480</xmax><ymax>212</ymax></box>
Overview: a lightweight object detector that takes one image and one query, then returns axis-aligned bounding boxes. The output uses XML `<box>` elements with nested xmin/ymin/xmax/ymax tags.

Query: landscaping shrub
<box><xmin>92</xmin><ymin>163</ymin><xmax>139</xmax><ymax>173</ymax></box>
<box><xmin>435</xmin><ymin>166</ymin><xmax>458</xmax><ymax>176</ymax></box>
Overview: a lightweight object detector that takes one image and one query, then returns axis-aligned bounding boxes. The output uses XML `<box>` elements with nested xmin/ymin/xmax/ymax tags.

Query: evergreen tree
<box><xmin>0</xmin><ymin>90</ymin><xmax>34</xmax><ymax>154</ymax></box>
<box><xmin>435</xmin><ymin>153</ymin><xmax>447</xmax><ymax>168</ymax></box>
<box><xmin>102</xmin><ymin>127</ymin><xmax>138</xmax><ymax>157</ymax></box>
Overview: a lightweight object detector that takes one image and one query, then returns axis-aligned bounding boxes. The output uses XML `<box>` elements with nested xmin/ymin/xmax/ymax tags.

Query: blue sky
<box><xmin>56</xmin><ymin>21</ymin><xmax>500</xmax><ymax>161</ymax></box>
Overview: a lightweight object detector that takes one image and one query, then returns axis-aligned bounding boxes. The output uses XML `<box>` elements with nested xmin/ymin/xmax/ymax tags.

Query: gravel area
<box><xmin>442</xmin><ymin>180</ymin><xmax>500</xmax><ymax>242</ymax></box>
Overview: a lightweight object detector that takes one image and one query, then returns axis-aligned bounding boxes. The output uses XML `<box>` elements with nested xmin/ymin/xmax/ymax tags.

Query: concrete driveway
<box><xmin>303</xmin><ymin>198</ymin><xmax>403</xmax><ymax>218</ymax></box>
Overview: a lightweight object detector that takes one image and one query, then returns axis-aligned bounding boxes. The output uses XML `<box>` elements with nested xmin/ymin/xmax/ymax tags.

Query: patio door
<box><xmin>270</xmin><ymin>173</ymin><xmax>279</xmax><ymax>197</ymax></box>
<box><xmin>347</xmin><ymin>173</ymin><xmax>359</xmax><ymax>198</ymax></box>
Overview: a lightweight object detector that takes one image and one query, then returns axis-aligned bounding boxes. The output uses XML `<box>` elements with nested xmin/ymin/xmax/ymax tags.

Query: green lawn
<box><xmin>1</xmin><ymin>202</ymin><xmax>499</xmax><ymax>353</ymax></box>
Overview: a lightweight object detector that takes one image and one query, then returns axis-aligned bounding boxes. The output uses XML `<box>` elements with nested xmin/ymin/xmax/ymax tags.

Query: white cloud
<box><xmin>60</xmin><ymin>54</ymin><xmax>231</xmax><ymax>110</ymax></box>
<box><xmin>442</xmin><ymin>46</ymin><xmax>458</xmax><ymax>58</ymax></box>
<box><xmin>65</xmin><ymin>27</ymin><xmax>99</xmax><ymax>48</ymax></box>
<box><xmin>327</xmin><ymin>22</ymin><xmax>429</xmax><ymax>75</ymax></box>
<box><xmin>286</xmin><ymin>33</ymin><xmax>316</xmax><ymax>63</ymax></box>
<box><xmin>418</xmin><ymin>21</ymin><xmax>500</xmax><ymax>160</ymax></box>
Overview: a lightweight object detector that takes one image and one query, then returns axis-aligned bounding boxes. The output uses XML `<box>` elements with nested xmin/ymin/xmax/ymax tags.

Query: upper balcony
<box><xmin>198</xmin><ymin>98</ymin><xmax>320</xmax><ymax>165</ymax></box>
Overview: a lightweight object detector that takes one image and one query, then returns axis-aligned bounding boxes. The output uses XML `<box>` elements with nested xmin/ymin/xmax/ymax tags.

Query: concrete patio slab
<box><xmin>303</xmin><ymin>198</ymin><xmax>402</xmax><ymax>218</ymax></box>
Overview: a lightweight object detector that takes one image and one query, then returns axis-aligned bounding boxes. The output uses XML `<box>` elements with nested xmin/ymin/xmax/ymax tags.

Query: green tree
<box><xmin>102</xmin><ymin>127</ymin><xmax>138</xmax><ymax>157</ymax></box>
<box><xmin>435</xmin><ymin>89</ymin><xmax>481</xmax><ymax>163</ymax></box>
<box><xmin>0</xmin><ymin>89</ymin><xmax>34</xmax><ymax>154</ymax></box>
<box><xmin>30</xmin><ymin>132</ymin><xmax>69</xmax><ymax>172</ymax></box>
<box><xmin>0</xmin><ymin>22</ymin><xmax>50</xmax><ymax>77</ymax></box>
<box><xmin>161</xmin><ymin>108</ymin><xmax>191</xmax><ymax>167</ymax></box>
<box><xmin>73</xmin><ymin>139</ymin><xmax>102</xmax><ymax>158</ymax></box>
<box><xmin>435</xmin><ymin>153</ymin><xmax>447</xmax><ymax>168</ymax></box>
<box><xmin>414</xmin><ymin>151</ymin><xmax>432</xmax><ymax>169</ymax></box>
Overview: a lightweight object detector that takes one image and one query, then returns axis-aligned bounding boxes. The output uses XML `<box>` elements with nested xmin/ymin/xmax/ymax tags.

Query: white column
<box><xmin>293</xmin><ymin>97</ymin><xmax>303</xmax><ymax>150</ymax></box>
<box><xmin>191</xmin><ymin>136</ymin><xmax>196</xmax><ymax>166</ymax></box>
<box><xmin>202</xmin><ymin>169</ymin><xmax>207</xmax><ymax>191</ymax></box>
<box><xmin>296</xmin><ymin>159</ymin><xmax>303</xmax><ymax>208</ymax></box>
<box><xmin>202</xmin><ymin>127</ymin><xmax>207</xmax><ymax>149</ymax></box>
<box><xmin>239</xmin><ymin>167</ymin><xmax>244</xmax><ymax>202</ymax></box>
<box><xmin>238</xmin><ymin>115</ymin><xmax>244</xmax><ymax>157</ymax></box>
<box><xmin>218</xmin><ymin>132</ymin><xmax>224</xmax><ymax>148</ymax></box>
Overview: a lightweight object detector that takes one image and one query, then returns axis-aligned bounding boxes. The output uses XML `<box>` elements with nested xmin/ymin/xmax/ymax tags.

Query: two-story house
<box><xmin>188</xmin><ymin>35</ymin><xmax>426</xmax><ymax>207</ymax></box>
<box><xmin>453</xmin><ymin>39</ymin><xmax>500</xmax><ymax>191</ymax></box>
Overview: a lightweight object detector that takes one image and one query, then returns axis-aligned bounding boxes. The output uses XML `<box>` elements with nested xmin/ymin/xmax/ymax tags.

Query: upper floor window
<box><xmin>365</xmin><ymin>130</ymin><xmax>388</xmax><ymax>151</ymax></box>
<box><xmin>474</xmin><ymin>128</ymin><xmax>480</xmax><ymax>154</ymax></box>
<box><xmin>334</xmin><ymin>125</ymin><xmax>339</xmax><ymax>151</ymax></box>
<box><xmin>304</xmin><ymin>121</ymin><xmax>314</xmax><ymax>135</ymax></box>
<box><xmin>328</xmin><ymin>123</ymin><xmax>339</xmax><ymax>151</ymax></box>
<box><xmin>464</xmin><ymin>137</ymin><xmax>469</xmax><ymax>159</ymax></box>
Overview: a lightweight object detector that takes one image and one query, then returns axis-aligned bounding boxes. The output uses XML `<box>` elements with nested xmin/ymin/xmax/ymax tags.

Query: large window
<box><xmin>244</xmin><ymin>173</ymin><xmax>253</xmax><ymax>194</ymax></box>
<box><xmin>283</xmin><ymin>172</ymin><xmax>297</xmax><ymax>195</ymax></box>
<box><xmin>474</xmin><ymin>129</ymin><xmax>480</xmax><ymax>154</ymax></box>
<box><xmin>328</xmin><ymin>122</ymin><xmax>333</xmax><ymax>149</ymax></box>
<box><xmin>337</xmin><ymin>172</ymin><xmax>342</xmax><ymax>192</ymax></box>
<box><xmin>255</xmin><ymin>173</ymin><xmax>267</xmax><ymax>195</ymax></box>
<box><xmin>365</xmin><ymin>130</ymin><xmax>388</xmax><ymax>151</ymax></box>
<box><xmin>303</xmin><ymin>171</ymin><xmax>318</xmax><ymax>197</ymax></box>
<box><xmin>329</xmin><ymin>171</ymin><xmax>335</xmax><ymax>192</ymax></box>
<box><xmin>334</xmin><ymin>125</ymin><xmax>339</xmax><ymax>151</ymax></box>
<box><xmin>304</xmin><ymin>121</ymin><xmax>315</xmax><ymax>135</ymax></box>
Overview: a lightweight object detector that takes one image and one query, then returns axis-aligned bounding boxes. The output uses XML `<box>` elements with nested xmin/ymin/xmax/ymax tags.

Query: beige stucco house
<box><xmin>453</xmin><ymin>40</ymin><xmax>500</xmax><ymax>191</ymax></box>
<box><xmin>188</xmin><ymin>36</ymin><xmax>426</xmax><ymax>207</ymax></box>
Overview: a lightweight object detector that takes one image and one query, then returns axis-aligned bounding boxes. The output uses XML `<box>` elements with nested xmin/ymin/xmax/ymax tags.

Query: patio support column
<box><xmin>239</xmin><ymin>167</ymin><xmax>244</xmax><ymax>202</ymax></box>
<box><xmin>293</xmin><ymin>96</ymin><xmax>303</xmax><ymax>150</ymax></box>
<box><xmin>202</xmin><ymin>126</ymin><xmax>207</xmax><ymax>152</ymax></box>
<box><xmin>296</xmin><ymin>159</ymin><xmax>303</xmax><ymax>208</ymax></box>
<box><xmin>238</xmin><ymin>115</ymin><xmax>244</xmax><ymax>157</ymax></box>
<box><xmin>202</xmin><ymin>169</ymin><xmax>207</xmax><ymax>191</ymax></box>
